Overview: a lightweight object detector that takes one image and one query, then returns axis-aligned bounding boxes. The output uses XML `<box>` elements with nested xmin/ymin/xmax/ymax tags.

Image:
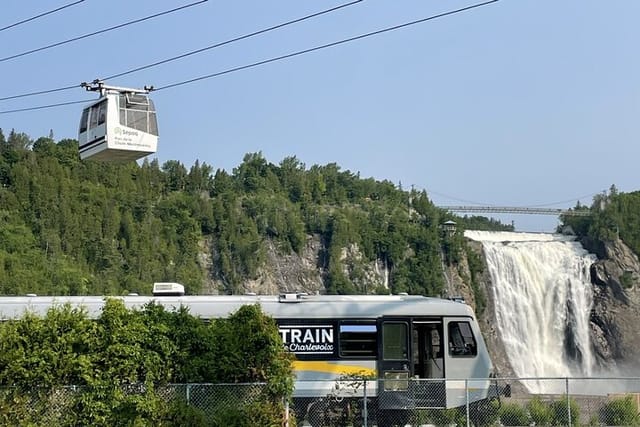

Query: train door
<box><xmin>444</xmin><ymin>316</ymin><xmax>488</xmax><ymax>407</ymax></box>
<box><xmin>377</xmin><ymin>318</ymin><xmax>410</xmax><ymax>412</ymax></box>
<box><xmin>412</xmin><ymin>320</ymin><xmax>444</xmax><ymax>379</ymax></box>
<box><xmin>411</xmin><ymin>320</ymin><xmax>446</xmax><ymax>408</ymax></box>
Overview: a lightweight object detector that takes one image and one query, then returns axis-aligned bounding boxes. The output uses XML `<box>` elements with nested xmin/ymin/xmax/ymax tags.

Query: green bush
<box><xmin>601</xmin><ymin>396</ymin><xmax>640</xmax><ymax>426</ymax></box>
<box><xmin>550</xmin><ymin>398</ymin><xmax>580</xmax><ymax>426</ymax></box>
<box><xmin>621</xmin><ymin>270</ymin><xmax>634</xmax><ymax>289</ymax></box>
<box><xmin>164</xmin><ymin>400</ymin><xmax>209</xmax><ymax>427</ymax></box>
<box><xmin>499</xmin><ymin>402</ymin><xmax>530</xmax><ymax>426</ymax></box>
<box><xmin>211</xmin><ymin>401</ymin><xmax>289</xmax><ymax>427</ymax></box>
<box><xmin>419</xmin><ymin>407</ymin><xmax>464</xmax><ymax>426</ymax></box>
<box><xmin>471</xmin><ymin>399</ymin><xmax>500</xmax><ymax>427</ymax></box>
<box><xmin>527</xmin><ymin>397</ymin><xmax>553</xmax><ymax>426</ymax></box>
<box><xmin>0</xmin><ymin>301</ymin><xmax>294</xmax><ymax>426</ymax></box>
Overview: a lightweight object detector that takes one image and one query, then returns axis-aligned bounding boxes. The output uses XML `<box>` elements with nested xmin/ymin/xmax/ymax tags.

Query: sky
<box><xmin>1</xmin><ymin>0</ymin><xmax>638</xmax><ymax>232</ymax></box>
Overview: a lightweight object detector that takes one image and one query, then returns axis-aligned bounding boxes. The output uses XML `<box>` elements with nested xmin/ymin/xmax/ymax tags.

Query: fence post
<box><xmin>284</xmin><ymin>398</ymin><xmax>289</xmax><ymax>427</ymax></box>
<box><xmin>186</xmin><ymin>383</ymin><xmax>191</xmax><ymax>406</ymax></box>
<box><xmin>565</xmin><ymin>377</ymin><xmax>571</xmax><ymax>426</ymax></box>
<box><xmin>466</xmin><ymin>379</ymin><xmax>470</xmax><ymax>427</ymax></box>
<box><xmin>363</xmin><ymin>379</ymin><xmax>368</xmax><ymax>427</ymax></box>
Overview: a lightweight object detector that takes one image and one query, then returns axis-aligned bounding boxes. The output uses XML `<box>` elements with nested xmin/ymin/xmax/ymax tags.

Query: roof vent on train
<box><xmin>152</xmin><ymin>282</ymin><xmax>185</xmax><ymax>296</ymax></box>
<box><xmin>278</xmin><ymin>293</ymin><xmax>308</xmax><ymax>303</ymax></box>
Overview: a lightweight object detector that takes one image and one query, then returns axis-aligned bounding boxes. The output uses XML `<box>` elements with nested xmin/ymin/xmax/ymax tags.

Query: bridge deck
<box><xmin>439</xmin><ymin>206</ymin><xmax>591</xmax><ymax>216</ymax></box>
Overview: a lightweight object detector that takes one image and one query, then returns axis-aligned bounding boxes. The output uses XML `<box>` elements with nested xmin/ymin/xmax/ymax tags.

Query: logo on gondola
<box><xmin>114</xmin><ymin>127</ymin><xmax>139</xmax><ymax>137</ymax></box>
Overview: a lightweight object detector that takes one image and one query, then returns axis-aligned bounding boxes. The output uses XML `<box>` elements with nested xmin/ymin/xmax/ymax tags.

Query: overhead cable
<box><xmin>0</xmin><ymin>84</ymin><xmax>79</xmax><ymax>102</ymax></box>
<box><xmin>0</xmin><ymin>99</ymin><xmax>91</xmax><ymax>114</ymax></box>
<box><xmin>0</xmin><ymin>0</ymin><xmax>499</xmax><ymax>114</ymax></box>
<box><xmin>0</xmin><ymin>1</ymin><xmax>86</xmax><ymax>33</ymax></box>
<box><xmin>0</xmin><ymin>0</ymin><xmax>362</xmax><ymax>102</ymax></box>
<box><xmin>154</xmin><ymin>0</ymin><xmax>500</xmax><ymax>91</ymax></box>
<box><xmin>0</xmin><ymin>0</ymin><xmax>208</xmax><ymax>63</ymax></box>
<box><xmin>103</xmin><ymin>0</ymin><xmax>363</xmax><ymax>81</ymax></box>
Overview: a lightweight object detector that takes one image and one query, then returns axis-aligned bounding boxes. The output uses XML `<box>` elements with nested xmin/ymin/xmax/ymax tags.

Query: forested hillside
<box><xmin>562</xmin><ymin>185</ymin><xmax>640</xmax><ymax>258</ymax></box>
<box><xmin>0</xmin><ymin>129</ymin><xmax>511</xmax><ymax>297</ymax></box>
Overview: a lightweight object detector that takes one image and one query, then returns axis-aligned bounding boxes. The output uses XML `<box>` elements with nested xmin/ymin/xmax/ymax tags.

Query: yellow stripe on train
<box><xmin>292</xmin><ymin>360</ymin><xmax>376</xmax><ymax>377</ymax></box>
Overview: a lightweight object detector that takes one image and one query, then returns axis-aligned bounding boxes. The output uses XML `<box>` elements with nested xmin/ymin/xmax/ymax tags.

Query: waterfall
<box><xmin>465</xmin><ymin>231</ymin><xmax>597</xmax><ymax>391</ymax></box>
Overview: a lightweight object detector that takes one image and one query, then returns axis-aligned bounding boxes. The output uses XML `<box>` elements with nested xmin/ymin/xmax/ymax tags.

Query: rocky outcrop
<box><xmin>585</xmin><ymin>238</ymin><xmax>640</xmax><ymax>369</ymax></box>
<box><xmin>202</xmin><ymin>235</ymin><xmax>389</xmax><ymax>296</ymax></box>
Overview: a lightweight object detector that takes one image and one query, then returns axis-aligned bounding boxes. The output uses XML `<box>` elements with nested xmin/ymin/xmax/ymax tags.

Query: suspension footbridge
<box><xmin>438</xmin><ymin>206</ymin><xmax>592</xmax><ymax>216</ymax></box>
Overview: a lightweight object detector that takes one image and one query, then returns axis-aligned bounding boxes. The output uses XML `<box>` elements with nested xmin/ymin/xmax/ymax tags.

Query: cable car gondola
<box><xmin>78</xmin><ymin>81</ymin><xmax>158</xmax><ymax>161</ymax></box>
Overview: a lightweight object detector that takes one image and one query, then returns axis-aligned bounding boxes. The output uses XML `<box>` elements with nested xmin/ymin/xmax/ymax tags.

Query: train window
<box><xmin>383</xmin><ymin>322</ymin><xmax>408</xmax><ymax>360</ymax></box>
<box><xmin>448</xmin><ymin>321</ymin><xmax>477</xmax><ymax>357</ymax></box>
<box><xmin>430</xmin><ymin>327</ymin><xmax>443</xmax><ymax>358</ymax></box>
<box><xmin>339</xmin><ymin>323</ymin><xmax>377</xmax><ymax>358</ymax></box>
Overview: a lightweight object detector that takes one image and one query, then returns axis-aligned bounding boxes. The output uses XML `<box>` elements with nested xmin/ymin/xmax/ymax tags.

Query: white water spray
<box><xmin>466</xmin><ymin>231</ymin><xmax>597</xmax><ymax>390</ymax></box>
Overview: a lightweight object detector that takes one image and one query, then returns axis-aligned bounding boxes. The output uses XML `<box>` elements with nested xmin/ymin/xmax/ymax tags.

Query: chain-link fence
<box><xmin>293</xmin><ymin>377</ymin><xmax>640</xmax><ymax>427</ymax></box>
<box><xmin>1</xmin><ymin>378</ymin><xmax>640</xmax><ymax>426</ymax></box>
<box><xmin>0</xmin><ymin>383</ymin><xmax>272</xmax><ymax>426</ymax></box>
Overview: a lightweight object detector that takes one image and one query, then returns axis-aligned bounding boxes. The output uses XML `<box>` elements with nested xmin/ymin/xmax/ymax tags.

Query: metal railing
<box><xmin>439</xmin><ymin>206</ymin><xmax>593</xmax><ymax>217</ymax></box>
<box><xmin>1</xmin><ymin>378</ymin><xmax>640</xmax><ymax>426</ymax></box>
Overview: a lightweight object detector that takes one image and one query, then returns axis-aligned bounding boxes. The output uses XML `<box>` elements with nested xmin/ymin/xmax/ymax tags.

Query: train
<box><xmin>0</xmin><ymin>284</ymin><xmax>501</xmax><ymax>425</ymax></box>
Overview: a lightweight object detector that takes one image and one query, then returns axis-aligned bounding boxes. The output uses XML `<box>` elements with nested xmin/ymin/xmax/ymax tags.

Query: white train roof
<box><xmin>0</xmin><ymin>294</ymin><xmax>475</xmax><ymax>320</ymax></box>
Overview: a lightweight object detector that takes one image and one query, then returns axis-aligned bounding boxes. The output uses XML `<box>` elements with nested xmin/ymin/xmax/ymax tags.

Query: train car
<box><xmin>78</xmin><ymin>82</ymin><xmax>158</xmax><ymax>162</ymax></box>
<box><xmin>0</xmin><ymin>286</ymin><xmax>498</xmax><ymax>425</ymax></box>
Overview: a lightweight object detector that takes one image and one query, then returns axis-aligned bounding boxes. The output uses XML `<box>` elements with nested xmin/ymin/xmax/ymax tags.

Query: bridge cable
<box><xmin>524</xmin><ymin>190</ymin><xmax>605</xmax><ymax>208</ymax></box>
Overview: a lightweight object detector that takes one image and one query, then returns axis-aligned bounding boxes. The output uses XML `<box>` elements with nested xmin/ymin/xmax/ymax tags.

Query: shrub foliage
<box><xmin>0</xmin><ymin>300</ymin><xmax>293</xmax><ymax>426</ymax></box>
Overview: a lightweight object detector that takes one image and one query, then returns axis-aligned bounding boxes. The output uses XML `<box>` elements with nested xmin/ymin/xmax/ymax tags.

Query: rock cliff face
<box><xmin>583</xmin><ymin>237</ymin><xmax>640</xmax><ymax>371</ymax></box>
<box><xmin>200</xmin><ymin>235</ymin><xmax>389</xmax><ymax>296</ymax></box>
<box><xmin>199</xmin><ymin>232</ymin><xmax>640</xmax><ymax>376</ymax></box>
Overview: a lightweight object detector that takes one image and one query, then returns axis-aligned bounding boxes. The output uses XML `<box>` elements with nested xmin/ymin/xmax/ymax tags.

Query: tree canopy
<box><xmin>0</xmin><ymin>130</ymin><xmax>512</xmax><ymax>297</ymax></box>
<box><xmin>562</xmin><ymin>185</ymin><xmax>640</xmax><ymax>255</ymax></box>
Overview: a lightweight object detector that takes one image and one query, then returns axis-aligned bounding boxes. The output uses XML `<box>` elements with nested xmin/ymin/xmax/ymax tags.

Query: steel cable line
<box><xmin>427</xmin><ymin>189</ymin><xmax>490</xmax><ymax>206</ymax></box>
<box><xmin>0</xmin><ymin>0</ymin><xmax>499</xmax><ymax>114</ymax></box>
<box><xmin>0</xmin><ymin>99</ymin><xmax>91</xmax><ymax>114</ymax></box>
<box><xmin>0</xmin><ymin>84</ymin><xmax>79</xmax><ymax>102</ymax></box>
<box><xmin>0</xmin><ymin>0</ymin><xmax>208</xmax><ymax>63</ymax></box>
<box><xmin>103</xmin><ymin>0</ymin><xmax>363</xmax><ymax>81</ymax></box>
<box><xmin>524</xmin><ymin>191</ymin><xmax>604</xmax><ymax>208</ymax></box>
<box><xmin>0</xmin><ymin>0</ymin><xmax>86</xmax><ymax>33</ymax></box>
<box><xmin>154</xmin><ymin>0</ymin><xmax>499</xmax><ymax>92</ymax></box>
<box><xmin>0</xmin><ymin>0</ymin><xmax>363</xmax><ymax>102</ymax></box>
